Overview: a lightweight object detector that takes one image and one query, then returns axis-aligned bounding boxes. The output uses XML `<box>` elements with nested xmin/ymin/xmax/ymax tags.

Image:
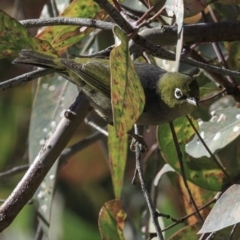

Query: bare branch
<box><xmin>0</xmin><ymin>92</ymin><xmax>90</xmax><ymax>232</ymax></box>
<box><xmin>0</xmin><ymin>69</ymin><xmax>54</xmax><ymax>91</ymax></box>
<box><xmin>20</xmin><ymin>17</ymin><xmax>114</xmax><ymax>30</ymax></box>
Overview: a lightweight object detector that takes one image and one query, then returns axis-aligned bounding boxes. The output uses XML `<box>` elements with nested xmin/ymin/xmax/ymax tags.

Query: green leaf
<box><xmin>110</xmin><ymin>26</ymin><xmax>145</xmax><ymax>137</ymax></box>
<box><xmin>157</xmin><ymin>116</ymin><xmax>234</xmax><ymax>191</ymax></box>
<box><xmin>37</xmin><ymin>0</ymin><xmax>106</xmax><ymax>51</ymax></box>
<box><xmin>108</xmin><ymin>125</ymin><xmax>127</xmax><ymax>199</ymax></box>
<box><xmin>98</xmin><ymin>200</ymin><xmax>126</xmax><ymax>240</ymax></box>
<box><xmin>0</xmin><ymin>10</ymin><xmax>55</xmax><ymax>59</ymax></box>
<box><xmin>186</xmin><ymin>108</ymin><xmax>240</xmax><ymax>158</ymax></box>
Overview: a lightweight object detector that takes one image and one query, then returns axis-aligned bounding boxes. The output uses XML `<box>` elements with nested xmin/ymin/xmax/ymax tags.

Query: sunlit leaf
<box><xmin>99</xmin><ymin>199</ymin><xmax>127</xmax><ymax>240</ymax></box>
<box><xmin>37</xmin><ymin>0</ymin><xmax>106</xmax><ymax>51</ymax></box>
<box><xmin>186</xmin><ymin>108</ymin><xmax>240</xmax><ymax>158</ymax></box>
<box><xmin>110</xmin><ymin>26</ymin><xmax>145</xmax><ymax>136</ymax></box>
<box><xmin>108</xmin><ymin>126</ymin><xmax>128</xmax><ymax>199</ymax></box>
<box><xmin>0</xmin><ymin>10</ymin><xmax>55</xmax><ymax>59</ymax></box>
<box><xmin>199</xmin><ymin>184</ymin><xmax>240</xmax><ymax>234</ymax></box>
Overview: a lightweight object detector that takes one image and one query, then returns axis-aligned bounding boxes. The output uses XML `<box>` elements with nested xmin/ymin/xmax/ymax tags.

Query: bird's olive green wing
<box><xmin>60</xmin><ymin>58</ymin><xmax>111</xmax><ymax>98</ymax></box>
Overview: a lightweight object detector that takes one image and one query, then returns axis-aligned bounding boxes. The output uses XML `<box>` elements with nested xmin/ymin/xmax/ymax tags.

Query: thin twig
<box><xmin>93</xmin><ymin>0</ymin><xmax>240</xmax><ymax>95</ymax></box>
<box><xmin>161</xmin><ymin>196</ymin><xmax>217</xmax><ymax>233</ymax></box>
<box><xmin>34</xmin><ymin>223</ymin><xmax>44</xmax><ymax>240</ymax></box>
<box><xmin>59</xmin><ymin>131</ymin><xmax>104</xmax><ymax>164</ymax></box>
<box><xmin>202</xmin><ymin>7</ymin><xmax>237</xmax><ymax>88</ymax></box>
<box><xmin>0</xmin><ymin>165</ymin><xmax>29</xmax><ymax>179</ymax></box>
<box><xmin>0</xmin><ymin>69</ymin><xmax>54</xmax><ymax>91</ymax></box>
<box><xmin>169</xmin><ymin>121</ymin><xmax>204</xmax><ymax>223</ymax></box>
<box><xmin>134</xmin><ymin>125</ymin><xmax>164</xmax><ymax>240</ymax></box>
<box><xmin>186</xmin><ymin>115</ymin><xmax>232</xmax><ymax>183</ymax></box>
<box><xmin>228</xmin><ymin>223</ymin><xmax>238</xmax><ymax>240</ymax></box>
<box><xmin>84</xmin><ymin>117</ymin><xmax>108</xmax><ymax>136</ymax></box>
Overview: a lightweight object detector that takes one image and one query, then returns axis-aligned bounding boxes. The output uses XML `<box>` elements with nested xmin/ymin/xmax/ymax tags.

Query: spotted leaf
<box><xmin>99</xmin><ymin>199</ymin><xmax>127</xmax><ymax>240</ymax></box>
<box><xmin>108</xmin><ymin>125</ymin><xmax>128</xmax><ymax>199</ymax></box>
<box><xmin>110</xmin><ymin>26</ymin><xmax>145</xmax><ymax>137</ymax></box>
<box><xmin>0</xmin><ymin>10</ymin><xmax>55</xmax><ymax>59</ymax></box>
<box><xmin>186</xmin><ymin>108</ymin><xmax>240</xmax><ymax>158</ymax></box>
<box><xmin>37</xmin><ymin>0</ymin><xmax>106</xmax><ymax>51</ymax></box>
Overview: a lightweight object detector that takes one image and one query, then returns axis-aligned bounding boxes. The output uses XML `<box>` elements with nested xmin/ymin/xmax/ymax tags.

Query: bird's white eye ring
<box><xmin>174</xmin><ymin>88</ymin><xmax>183</xmax><ymax>99</ymax></box>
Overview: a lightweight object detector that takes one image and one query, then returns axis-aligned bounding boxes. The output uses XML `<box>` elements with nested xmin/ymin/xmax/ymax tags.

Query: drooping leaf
<box><xmin>186</xmin><ymin>108</ymin><xmax>240</xmax><ymax>158</ymax></box>
<box><xmin>110</xmin><ymin>25</ymin><xmax>145</xmax><ymax>137</ymax></box>
<box><xmin>108</xmin><ymin>125</ymin><xmax>128</xmax><ymax>199</ymax></box>
<box><xmin>99</xmin><ymin>199</ymin><xmax>127</xmax><ymax>240</ymax></box>
<box><xmin>157</xmin><ymin>116</ymin><xmax>236</xmax><ymax>191</ymax></box>
<box><xmin>198</xmin><ymin>184</ymin><xmax>240</xmax><ymax>234</ymax></box>
<box><xmin>0</xmin><ymin>10</ymin><xmax>55</xmax><ymax>59</ymax></box>
<box><xmin>37</xmin><ymin>0</ymin><xmax>106</xmax><ymax>51</ymax></box>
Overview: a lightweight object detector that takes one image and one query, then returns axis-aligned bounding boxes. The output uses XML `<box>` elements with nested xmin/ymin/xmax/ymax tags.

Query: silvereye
<box><xmin>13</xmin><ymin>49</ymin><xmax>199</xmax><ymax>125</ymax></box>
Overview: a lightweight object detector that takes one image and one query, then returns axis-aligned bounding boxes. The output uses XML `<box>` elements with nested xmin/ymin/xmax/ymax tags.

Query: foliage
<box><xmin>1</xmin><ymin>0</ymin><xmax>240</xmax><ymax>240</ymax></box>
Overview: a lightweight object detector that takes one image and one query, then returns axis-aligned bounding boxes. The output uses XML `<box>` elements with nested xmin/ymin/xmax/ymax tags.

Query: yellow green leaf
<box><xmin>0</xmin><ymin>10</ymin><xmax>56</xmax><ymax>59</ymax></box>
<box><xmin>37</xmin><ymin>0</ymin><xmax>106</xmax><ymax>51</ymax></box>
<box><xmin>110</xmin><ymin>25</ymin><xmax>145</xmax><ymax>137</ymax></box>
<box><xmin>98</xmin><ymin>199</ymin><xmax>127</xmax><ymax>240</ymax></box>
<box><xmin>108</xmin><ymin>125</ymin><xmax>127</xmax><ymax>199</ymax></box>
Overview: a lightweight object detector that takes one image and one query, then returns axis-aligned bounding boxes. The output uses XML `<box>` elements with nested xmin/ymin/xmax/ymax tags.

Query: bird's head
<box><xmin>158</xmin><ymin>72</ymin><xmax>199</xmax><ymax>110</ymax></box>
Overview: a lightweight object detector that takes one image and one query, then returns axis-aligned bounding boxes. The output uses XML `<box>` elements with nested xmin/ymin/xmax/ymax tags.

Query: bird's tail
<box><xmin>13</xmin><ymin>49</ymin><xmax>65</xmax><ymax>70</ymax></box>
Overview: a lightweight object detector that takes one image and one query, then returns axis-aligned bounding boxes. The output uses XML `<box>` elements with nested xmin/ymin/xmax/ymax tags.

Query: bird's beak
<box><xmin>186</xmin><ymin>97</ymin><xmax>199</xmax><ymax>107</ymax></box>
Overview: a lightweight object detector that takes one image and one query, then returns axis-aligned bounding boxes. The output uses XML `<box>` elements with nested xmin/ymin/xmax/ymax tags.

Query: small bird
<box><xmin>13</xmin><ymin>49</ymin><xmax>199</xmax><ymax>126</ymax></box>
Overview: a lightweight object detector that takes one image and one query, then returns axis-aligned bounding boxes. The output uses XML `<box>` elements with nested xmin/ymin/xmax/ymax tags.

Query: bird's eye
<box><xmin>174</xmin><ymin>88</ymin><xmax>183</xmax><ymax>99</ymax></box>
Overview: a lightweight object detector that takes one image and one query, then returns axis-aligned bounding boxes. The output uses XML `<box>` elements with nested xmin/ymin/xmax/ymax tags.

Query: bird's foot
<box><xmin>130</xmin><ymin>134</ymin><xmax>148</xmax><ymax>153</ymax></box>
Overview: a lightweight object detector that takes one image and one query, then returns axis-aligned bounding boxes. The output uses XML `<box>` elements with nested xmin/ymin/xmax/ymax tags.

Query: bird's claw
<box><xmin>130</xmin><ymin>135</ymin><xmax>148</xmax><ymax>153</ymax></box>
